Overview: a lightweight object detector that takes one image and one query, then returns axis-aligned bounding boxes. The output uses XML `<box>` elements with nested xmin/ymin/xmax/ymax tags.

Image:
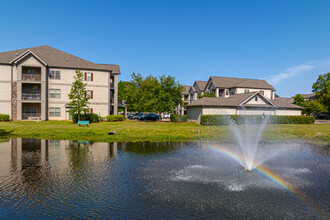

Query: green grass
<box><xmin>0</xmin><ymin>120</ymin><xmax>329</xmax><ymax>144</ymax></box>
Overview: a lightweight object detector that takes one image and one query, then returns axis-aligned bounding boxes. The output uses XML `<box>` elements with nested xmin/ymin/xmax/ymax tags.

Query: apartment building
<box><xmin>183</xmin><ymin>76</ymin><xmax>302</xmax><ymax>121</ymax></box>
<box><xmin>0</xmin><ymin>45</ymin><xmax>120</xmax><ymax>120</ymax></box>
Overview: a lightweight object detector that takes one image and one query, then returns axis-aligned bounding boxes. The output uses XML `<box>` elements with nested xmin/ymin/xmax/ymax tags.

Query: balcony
<box><xmin>22</xmin><ymin>74</ymin><xmax>41</xmax><ymax>81</ymax></box>
<box><xmin>22</xmin><ymin>113</ymin><xmax>41</xmax><ymax>120</ymax></box>
<box><xmin>22</xmin><ymin>93</ymin><xmax>41</xmax><ymax>101</ymax></box>
<box><xmin>22</xmin><ymin>66</ymin><xmax>41</xmax><ymax>82</ymax></box>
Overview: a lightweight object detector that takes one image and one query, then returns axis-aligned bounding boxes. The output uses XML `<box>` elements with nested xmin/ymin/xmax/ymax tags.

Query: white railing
<box><xmin>22</xmin><ymin>74</ymin><xmax>41</xmax><ymax>81</ymax></box>
<box><xmin>22</xmin><ymin>113</ymin><xmax>41</xmax><ymax>120</ymax></box>
<box><xmin>22</xmin><ymin>93</ymin><xmax>41</xmax><ymax>100</ymax></box>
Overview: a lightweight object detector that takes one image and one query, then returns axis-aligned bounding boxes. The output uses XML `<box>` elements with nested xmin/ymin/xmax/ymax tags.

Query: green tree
<box><xmin>293</xmin><ymin>94</ymin><xmax>305</xmax><ymax>106</ymax></box>
<box><xmin>304</xmin><ymin>100</ymin><xmax>327</xmax><ymax>115</ymax></box>
<box><xmin>154</xmin><ymin>75</ymin><xmax>183</xmax><ymax>119</ymax></box>
<box><xmin>198</xmin><ymin>92</ymin><xmax>216</xmax><ymax>99</ymax></box>
<box><xmin>66</xmin><ymin>69</ymin><xmax>90</xmax><ymax>120</ymax></box>
<box><xmin>118</xmin><ymin>80</ymin><xmax>135</xmax><ymax>112</ymax></box>
<box><xmin>124</xmin><ymin>73</ymin><xmax>183</xmax><ymax>118</ymax></box>
<box><xmin>312</xmin><ymin>73</ymin><xmax>330</xmax><ymax>112</ymax></box>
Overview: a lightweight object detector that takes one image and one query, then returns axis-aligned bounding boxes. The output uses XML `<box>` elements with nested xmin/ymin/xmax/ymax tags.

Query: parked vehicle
<box><xmin>129</xmin><ymin>113</ymin><xmax>144</xmax><ymax>120</ymax></box>
<box><xmin>163</xmin><ymin>113</ymin><xmax>171</xmax><ymax>119</ymax></box>
<box><xmin>138</xmin><ymin>113</ymin><xmax>159</xmax><ymax>121</ymax></box>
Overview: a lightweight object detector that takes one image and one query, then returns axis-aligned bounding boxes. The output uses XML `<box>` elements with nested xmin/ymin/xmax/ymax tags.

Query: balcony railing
<box><xmin>22</xmin><ymin>113</ymin><xmax>41</xmax><ymax>120</ymax></box>
<box><xmin>22</xmin><ymin>93</ymin><xmax>41</xmax><ymax>101</ymax></box>
<box><xmin>22</xmin><ymin>74</ymin><xmax>41</xmax><ymax>81</ymax></box>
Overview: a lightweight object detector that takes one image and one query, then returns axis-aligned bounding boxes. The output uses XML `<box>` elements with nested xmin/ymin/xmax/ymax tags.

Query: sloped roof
<box><xmin>0</xmin><ymin>45</ymin><xmax>120</xmax><ymax>73</ymax></box>
<box><xmin>210</xmin><ymin>76</ymin><xmax>275</xmax><ymax>90</ymax></box>
<box><xmin>187</xmin><ymin>92</ymin><xmax>302</xmax><ymax>109</ymax></box>
<box><xmin>272</xmin><ymin>98</ymin><xmax>303</xmax><ymax>109</ymax></box>
<box><xmin>301</xmin><ymin>93</ymin><xmax>316</xmax><ymax>99</ymax></box>
<box><xmin>195</xmin><ymin>81</ymin><xmax>207</xmax><ymax>91</ymax></box>
<box><xmin>182</xmin><ymin>86</ymin><xmax>191</xmax><ymax>95</ymax></box>
<box><xmin>188</xmin><ymin>92</ymin><xmax>259</xmax><ymax>107</ymax></box>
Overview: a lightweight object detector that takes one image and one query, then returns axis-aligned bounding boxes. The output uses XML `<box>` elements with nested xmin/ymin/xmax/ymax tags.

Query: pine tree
<box><xmin>66</xmin><ymin>69</ymin><xmax>90</xmax><ymax>121</ymax></box>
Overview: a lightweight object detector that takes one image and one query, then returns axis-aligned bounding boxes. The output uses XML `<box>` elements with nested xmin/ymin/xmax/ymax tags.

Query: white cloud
<box><xmin>268</xmin><ymin>59</ymin><xmax>330</xmax><ymax>86</ymax></box>
<box><xmin>268</xmin><ymin>64</ymin><xmax>314</xmax><ymax>85</ymax></box>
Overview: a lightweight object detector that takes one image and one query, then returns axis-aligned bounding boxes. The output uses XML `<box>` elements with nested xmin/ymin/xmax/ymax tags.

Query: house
<box><xmin>189</xmin><ymin>81</ymin><xmax>207</xmax><ymax>102</ymax></box>
<box><xmin>301</xmin><ymin>93</ymin><xmax>316</xmax><ymax>101</ymax></box>
<box><xmin>176</xmin><ymin>86</ymin><xmax>191</xmax><ymax>115</ymax></box>
<box><xmin>0</xmin><ymin>45</ymin><xmax>120</xmax><ymax>120</ymax></box>
<box><xmin>187</xmin><ymin>76</ymin><xmax>302</xmax><ymax>121</ymax></box>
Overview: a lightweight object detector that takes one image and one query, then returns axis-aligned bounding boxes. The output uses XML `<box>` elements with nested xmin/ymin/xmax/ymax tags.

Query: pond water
<box><xmin>0</xmin><ymin>139</ymin><xmax>329</xmax><ymax>219</ymax></box>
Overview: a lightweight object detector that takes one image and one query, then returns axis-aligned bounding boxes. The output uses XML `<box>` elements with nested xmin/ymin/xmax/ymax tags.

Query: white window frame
<box><xmin>49</xmin><ymin>89</ymin><xmax>61</xmax><ymax>98</ymax></box>
<box><xmin>86</xmin><ymin>72</ymin><xmax>92</xmax><ymax>81</ymax></box>
<box><xmin>49</xmin><ymin>107</ymin><xmax>61</xmax><ymax>117</ymax></box>
<box><xmin>49</xmin><ymin>70</ymin><xmax>61</xmax><ymax>79</ymax></box>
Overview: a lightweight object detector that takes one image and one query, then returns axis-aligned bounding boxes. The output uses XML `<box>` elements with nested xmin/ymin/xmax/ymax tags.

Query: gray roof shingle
<box><xmin>187</xmin><ymin>92</ymin><xmax>302</xmax><ymax>109</ymax></box>
<box><xmin>210</xmin><ymin>76</ymin><xmax>275</xmax><ymax>90</ymax></box>
<box><xmin>0</xmin><ymin>45</ymin><xmax>120</xmax><ymax>73</ymax></box>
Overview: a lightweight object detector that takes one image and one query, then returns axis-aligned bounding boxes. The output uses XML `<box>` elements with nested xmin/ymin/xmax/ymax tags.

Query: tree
<box><xmin>154</xmin><ymin>75</ymin><xmax>183</xmax><ymax>119</ymax></box>
<box><xmin>293</xmin><ymin>94</ymin><xmax>305</xmax><ymax>106</ymax></box>
<box><xmin>312</xmin><ymin>73</ymin><xmax>330</xmax><ymax>112</ymax></box>
<box><xmin>118</xmin><ymin>80</ymin><xmax>136</xmax><ymax>112</ymax></box>
<box><xmin>198</xmin><ymin>92</ymin><xmax>216</xmax><ymax>99</ymax></box>
<box><xmin>123</xmin><ymin>73</ymin><xmax>183</xmax><ymax>118</ymax></box>
<box><xmin>304</xmin><ymin>100</ymin><xmax>327</xmax><ymax>115</ymax></box>
<box><xmin>66</xmin><ymin>69</ymin><xmax>90</xmax><ymax>120</ymax></box>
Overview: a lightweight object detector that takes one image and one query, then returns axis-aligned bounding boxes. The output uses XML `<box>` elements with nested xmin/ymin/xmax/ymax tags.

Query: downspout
<box><xmin>11</xmin><ymin>64</ymin><xmax>13</xmax><ymax>120</ymax></box>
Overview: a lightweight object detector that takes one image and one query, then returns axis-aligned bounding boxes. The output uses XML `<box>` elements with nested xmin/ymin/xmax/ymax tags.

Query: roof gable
<box><xmin>210</xmin><ymin>76</ymin><xmax>275</xmax><ymax>90</ymax></box>
<box><xmin>10</xmin><ymin>50</ymin><xmax>47</xmax><ymax>66</ymax></box>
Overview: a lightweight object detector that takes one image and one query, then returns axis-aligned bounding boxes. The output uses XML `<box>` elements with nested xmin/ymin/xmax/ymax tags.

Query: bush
<box><xmin>105</xmin><ymin>114</ymin><xmax>125</xmax><ymax>122</ymax></box>
<box><xmin>0</xmin><ymin>114</ymin><xmax>10</xmax><ymax>121</ymax></box>
<box><xmin>98</xmin><ymin>116</ymin><xmax>103</xmax><ymax>122</ymax></box>
<box><xmin>170</xmin><ymin>114</ymin><xmax>188</xmax><ymax>122</ymax></box>
<box><xmin>72</xmin><ymin>113</ymin><xmax>100</xmax><ymax>123</ymax></box>
<box><xmin>200</xmin><ymin>115</ymin><xmax>315</xmax><ymax>125</ymax></box>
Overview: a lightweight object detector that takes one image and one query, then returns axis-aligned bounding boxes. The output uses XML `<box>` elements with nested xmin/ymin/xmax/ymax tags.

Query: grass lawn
<box><xmin>0</xmin><ymin>120</ymin><xmax>329</xmax><ymax>144</ymax></box>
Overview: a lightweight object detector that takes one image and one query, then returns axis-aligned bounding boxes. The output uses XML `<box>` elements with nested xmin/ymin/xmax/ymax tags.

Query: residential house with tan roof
<box><xmin>186</xmin><ymin>76</ymin><xmax>302</xmax><ymax>121</ymax></box>
<box><xmin>0</xmin><ymin>45</ymin><xmax>120</xmax><ymax>120</ymax></box>
<box><xmin>189</xmin><ymin>81</ymin><xmax>207</xmax><ymax>102</ymax></box>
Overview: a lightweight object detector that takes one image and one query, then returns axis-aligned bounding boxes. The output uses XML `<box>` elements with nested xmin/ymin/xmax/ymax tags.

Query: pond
<box><xmin>0</xmin><ymin>139</ymin><xmax>329</xmax><ymax>219</ymax></box>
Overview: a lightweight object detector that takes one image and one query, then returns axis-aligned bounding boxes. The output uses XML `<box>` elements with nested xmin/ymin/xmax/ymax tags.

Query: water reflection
<box><xmin>0</xmin><ymin>139</ymin><xmax>328</xmax><ymax>219</ymax></box>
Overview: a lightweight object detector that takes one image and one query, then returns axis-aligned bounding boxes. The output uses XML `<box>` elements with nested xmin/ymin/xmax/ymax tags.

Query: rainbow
<box><xmin>209</xmin><ymin>144</ymin><xmax>322</xmax><ymax>218</ymax></box>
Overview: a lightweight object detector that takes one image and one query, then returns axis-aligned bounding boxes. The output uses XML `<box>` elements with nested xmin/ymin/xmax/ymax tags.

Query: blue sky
<box><xmin>1</xmin><ymin>0</ymin><xmax>330</xmax><ymax>97</ymax></box>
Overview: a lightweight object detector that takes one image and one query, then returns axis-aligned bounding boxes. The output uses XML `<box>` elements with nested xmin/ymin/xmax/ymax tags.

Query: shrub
<box><xmin>170</xmin><ymin>114</ymin><xmax>188</xmax><ymax>122</ymax></box>
<box><xmin>105</xmin><ymin>114</ymin><xmax>125</xmax><ymax>122</ymax></box>
<box><xmin>72</xmin><ymin>113</ymin><xmax>100</xmax><ymax>123</ymax></box>
<box><xmin>200</xmin><ymin>115</ymin><xmax>315</xmax><ymax>125</ymax></box>
<box><xmin>0</xmin><ymin>114</ymin><xmax>10</xmax><ymax>121</ymax></box>
<box><xmin>98</xmin><ymin>116</ymin><xmax>103</xmax><ymax>122</ymax></box>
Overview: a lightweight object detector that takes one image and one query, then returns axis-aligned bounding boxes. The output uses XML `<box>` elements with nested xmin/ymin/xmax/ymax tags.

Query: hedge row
<box><xmin>105</xmin><ymin>114</ymin><xmax>125</xmax><ymax>122</ymax></box>
<box><xmin>170</xmin><ymin>114</ymin><xmax>188</xmax><ymax>122</ymax></box>
<box><xmin>200</xmin><ymin>115</ymin><xmax>315</xmax><ymax>125</ymax></box>
<box><xmin>72</xmin><ymin>113</ymin><xmax>100</xmax><ymax>123</ymax></box>
<box><xmin>0</xmin><ymin>114</ymin><xmax>10</xmax><ymax>121</ymax></box>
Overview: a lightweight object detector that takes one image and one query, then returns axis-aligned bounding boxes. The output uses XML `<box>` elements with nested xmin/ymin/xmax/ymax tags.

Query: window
<box><xmin>84</xmin><ymin>108</ymin><xmax>93</xmax><ymax>114</ymax></box>
<box><xmin>244</xmin><ymin>89</ymin><xmax>249</xmax><ymax>93</ymax></box>
<box><xmin>260</xmin><ymin>90</ymin><xmax>264</xmax><ymax>95</ymax></box>
<box><xmin>49</xmin><ymin>107</ymin><xmax>60</xmax><ymax>117</ymax></box>
<box><xmin>86</xmin><ymin>90</ymin><xmax>93</xmax><ymax>99</ymax></box>
<box><xmin>49</xmin><ymin>70</ymin><xmax>60</xmax><ymax>79</ymax></box>
<box><xmin>49</xmin><ymin>89</ymin><xmax>61</xmax><ymax>98</ymax></box>
<box><xmin>255</xmin><ymin>96</ymin><xmax>258</xmax><ymax>101</ymax></box>
<box><xmin>85</xmin><ymin>72</ymin><xmax>93</xmax><ymax>81</ymax></box>
<box><xmin>225</xmin><ymin>89</ymin><xmax>229</xmax><ymax>96</ymax></box>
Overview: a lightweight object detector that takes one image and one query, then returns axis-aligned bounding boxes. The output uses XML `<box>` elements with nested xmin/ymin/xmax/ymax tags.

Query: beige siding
<box><xmin>275</xmin><ymin>109</ymin><xmax>302</xmax><ymax>116</ymax></box>
<box><xmin>202</xmin><ymin>107</ymin><xmax>237</xmax><ymax>115</ymax></box>
<box><xmin>244</xmin><ymin>95</ymin><xmax>272</xmax><ymax>105</ymax></box>
<box><xmin>0</xmin><ymin>65</ymin><xmax>12</xmax><ymax>117</ymax></box>
<box><xmin>48</xmin><ymin>68</ymin><xmax>110</xmax><ymax>119</ymax></box>
<box><xmin>236</xmin><ymin>88</ymin><xmax>272</xmax><ymax>99</ymax></box>
<box><xmin>237</xmin><ymin>108</ymin><xmax>275</xmax><ymax>115</ymax></box>
<box><xmin>187</xmin><ymin>106</ymin><xmax>202</xmax><ymax>121</ymax></box>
